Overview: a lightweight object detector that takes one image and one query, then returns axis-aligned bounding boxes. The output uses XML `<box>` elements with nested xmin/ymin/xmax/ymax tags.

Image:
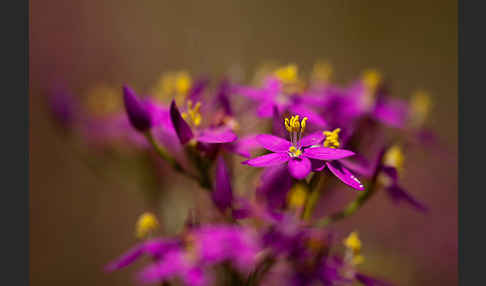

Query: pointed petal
<box><xmin>105</xmin><ymin>244</ymin><xmax>145</xmax><ymax>271</ymax></box>
<box><xmin>303</xmin><ymin>147</ymin><xmax>355</xmax><ymax>160</ymax></box>
<box><xmin>326</xmin><ymin>161</ymin><xmax>364</xmax><ymax>190</ymax></box>
<box><xmin>123</xmin><ymin>85</ymin><xmax>152</xmax><ymax>132</ymax></box>
<box><xmin>197</xmin><ymin>127</ymin><xmax>237</xmax><ymax>143</ymax></box>
<box><xmin>225</xmin><ymin>134</ymin><xmax>261</xmax><ymax>158</ymax></box>
<box><xmin>242</xmin><ymin>152</ymin><xmax>289</xmax><ymax>167</ymax></box>
<box><xmin>170</xmin><ymin>100</ymin><xmax>194</xmax><ymax>144</ymax></box>
<box><xmin>288</xmin><ymin>157</ymin><xmax>312</xmax><ymax>179</ymax></box>
<box><xmin>212</xmin><ymin>156</ymin><xmax>233</xmax><ymax>211</ymax></box>
<box><xmin>300</xmin><ymin>131</ymin><xmax>325</xmax><ymax>147</ymax></box>
<box><xmin>386</xmin><ymin>184</ymin><xmax>428</xmax><ymax>212</ymax></box>
<box><xmin>256</xmin><ymin>134</ymin><xmax>292</xmax><ymax>152</ymax></box>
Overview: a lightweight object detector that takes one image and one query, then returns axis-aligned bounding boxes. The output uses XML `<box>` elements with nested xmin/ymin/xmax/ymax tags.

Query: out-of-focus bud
<box><xmin>135</xmin><ymin>212</ymin><xmax>159</xmax><ymax>239</ymax></box>
<box><xmin>123</xmin><ymin>85</ymin><xmax>152</xmax><ymax>132</ymax></box>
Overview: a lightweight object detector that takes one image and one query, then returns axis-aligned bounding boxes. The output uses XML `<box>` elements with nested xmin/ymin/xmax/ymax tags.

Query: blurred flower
<box><xmin>212</xmin><ymin>156</ymin><xmax>233</xmax><ymax>212</ymax></box>
<box><xmin>135</xmin><ymin>212</ymin><xmax>160</xmax><ymax>239</ymax></box>
<box><xmin>123</xmin><ymin>85</ymin><xmax>153</xmax><ymax>132</ymax></box>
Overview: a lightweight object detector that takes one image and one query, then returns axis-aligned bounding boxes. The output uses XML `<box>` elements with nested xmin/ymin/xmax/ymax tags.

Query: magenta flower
<box><xmin>236</xmin><ymin>76</ymin><xmax>328</xmax><ymax>128</ymax></box>
<box><xmin>123</xmin><ymin>85</ymin><xmax>153</xmax><ymax>132</ymax></box>
<box><xmin>242</xmin><ymin>115</ymin><xmax>356</xmax><ymax>181</ymax></box>
<box><xmin>169</xmin><ymin>100</ymin><xmax>237</xmax><ymax>145</ymax></box>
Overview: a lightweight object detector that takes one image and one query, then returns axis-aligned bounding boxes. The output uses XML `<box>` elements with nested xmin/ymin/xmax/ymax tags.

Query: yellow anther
<box><xmin>344</xmin><ymin>231</ymin><xmax>362</xmax><ymax>253</ymax></box>
<box><xmin>410</xmin><ymin>90</ymin><xmax>432</xmax><ymax>127</ymax></box>
<box><xmin>311</xmin><ymin>61</ymin><xmax>333</xmax><ymax>83</ymax></box>
<box><xmin>285</xmin><ymin>118</ymin><xmax>292</xmax><ymax>132</ymax></box>
<box><xmin>323</xmin><ymin>128</ymin><xmax>341</xmax><ymax>148</ymax></box>
<box><xmin>362</xmin><ymin>69</ymin><xmax>382</xmax><ymax>92</ymax></box>
<box><xmin>384</xmin><ymin>145</ymin><xmax>405</xmax><ymax>171</ymax></box>
<box><xmin>288</xmin><ymin>146</ymin><xmax>302</xmax><ymax>157</ymax></box>
<box><xmin>274</xmin><ymin>64</ymin><xmax>298</xmax><ymax>84</ymax></box>
<box><xmin>152</xmin><ymin>71</ymin><xmax>192</xmax><ymax>103</ymax></box>
<box><xmin>135</xmin><ymin>212</ymin><xmax>159</xmax><ymax>239</ymax></box>
<box><xmin>183</xmin><ymin>100</ymin><xmax>202</xmax><ymax>127</ymax></box>
<box><xmin>288</xmin><ymin>183</ymin><xmax>308</xmax><ymax>208</ymax></box>
<box><xmin>300</xmin><ymin>117</ymin><xmax>308</xmax><ymax>133</ymax></box>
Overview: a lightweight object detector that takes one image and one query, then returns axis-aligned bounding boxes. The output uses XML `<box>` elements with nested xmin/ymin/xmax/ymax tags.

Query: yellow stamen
<box><xmin>344</xmin><ymin>231</ymin><xmax>362</xmax><ymax>252</ymax></box>
<box><xmin>152</xmin><ymin>71</ymin><xmax>192</xmax><ymax>103</ymax></box>
<box><xmin>181</xmin><ymin>100</ymin><xmax>202</xmax><ymax>127</ymax></box>
<box><xmin>352</xmin><ymin>254</ymin><xmax>365</xmax><ymax>265</ymax></box>
<box><xmin>362</xmin><ymin>69</ymin><xmax>382</xmax><ymax>93</ymax></box>
<box><xmin>384</xmin><ymin>145</ymin><xmax>405</xmax><ymax>171</ymax></box>
<box><xmin>288</xmin><ymin>183</ymin><xmax>308</xmax><ymax>208</ymax></box>
<box><xmin>410</xmin><ymin>90</ymin><xmax>432</xmax><ymax>127</ymax></box>
<box><xmin>288</xmin><ymin>146</ymin><xmax>302</xmax><ymax>157</ymax></box>
<box><xmin>323</xmin><ymin>128</ymin><xmax>341</xmax><ymax>148</ymax></box>
<box><xmin>135</xmin><ymin>212</ymin><xmax>159</xmax><ymax>239</ymax></box>
<box><xmin>274</xmin><ymin>64</ymin><xmax>298</xmax><ymax>85</ymax></box>
<box><xmin>284</xmin><ymin>115</ymin><xmax>308</xmax><ymax>149</ymax></box>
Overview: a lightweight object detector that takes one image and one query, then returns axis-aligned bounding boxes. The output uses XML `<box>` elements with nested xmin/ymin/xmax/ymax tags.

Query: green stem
<box><xmin>302</xmin><ymin>173</ymin><xmax>323</xmax><ymax>221</ymax></box>
<box><xmin>144</xmin><ymin>131</ymin><xmax>201</xmax><ymax>184</ymax></box>
<box><xmin>314</xmin><ymin>162</ymin><xmax>383</xmax><ymax>227</ymax></box>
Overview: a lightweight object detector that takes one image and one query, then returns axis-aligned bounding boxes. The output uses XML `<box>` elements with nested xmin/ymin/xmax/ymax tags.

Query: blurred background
<box><xmin>30</xmin><ymin>0</ymin><xmax>457</xmax><ymax>285</ymax></box>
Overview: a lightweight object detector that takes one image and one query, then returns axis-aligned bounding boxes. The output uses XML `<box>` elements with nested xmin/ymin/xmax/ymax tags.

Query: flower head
<box><xmin>243</xmin><ymin>115</ymin><xmax>357</xmax><ymax>182</ymax></box>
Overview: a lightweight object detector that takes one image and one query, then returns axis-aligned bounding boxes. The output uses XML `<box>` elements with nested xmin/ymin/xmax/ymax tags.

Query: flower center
<box><xmin>181</xmin><ymin>100</ymin><xmax>202</xmax><ymax>127</ymax></box>
<box><xmin>284</xmin><ymin>115</ymin><xmax>308</xmax><ymax>152</ymax></box>
<box><xmin>323</xmin><ymin>128</ymin><xmax>341</xmax><ymax>148</ymax></box>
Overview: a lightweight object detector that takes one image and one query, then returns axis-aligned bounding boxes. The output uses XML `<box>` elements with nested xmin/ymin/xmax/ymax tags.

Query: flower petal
<box><xmin>212</xmin><ymin>156</ymin><xmax>233</xmax><ymax>211</ymax></box>
<box><xmin>288</xmin><ymin>157</ymin><xmax>312</xmax><ymax>179</ymax></box>
<box><xmin>326</xmin><ymin>161</ymin><xmax>364</xmax><ymax>190</ymax></box>
<box><xmin>170</xmin><ymin>100</ymin><xmax>194</xmax><ymax>144</ymax></box>
<box><xmin>256</xmin><ymin>101</ymin><xmax>276</xmax><ymax>118</ymax></box>
<box><xmin>256</xmin><ymin>134</ymin><xmax>292</xmax><ymax>152</ymax></box>
<box><xmin>288</xmin><ymin>104</ymin><xmax>328</xmax><ymax>128</ymax></box>
<box><xmin>123</xmin><ymin>85</ymin><xmax>152</xmax><ymax>132</ymax></box>
<box><xmin>386</xmin><ymin>184</ymin><xmax>428</xmax><ymax>212</ymax></box>
<box><xmin>303</xmin><ymin>147</ymin><xmax>355</xmax><ymax>160</ymax></box>
<box><xmin>300</xmin><ymin>131</ymin><xmax>325</xmax><ymax>147</ymax></box>
<box><xmin>242</xmin><ymin>152</ymin><xmax>289</xmax><ymax>167</ymax></box>
<box><xmin>197</xmin><ymin>127</ymin><xmax>237</xmax><ymax>143</ymax></box>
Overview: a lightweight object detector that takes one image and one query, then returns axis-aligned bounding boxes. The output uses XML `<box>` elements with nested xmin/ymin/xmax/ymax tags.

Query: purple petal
<box><xmin>355</xmin><ymin>273</ymin><xmax>394</xmax><ymax>286</ymax></box>
<box><xmin>310</xmin><ymin>158</ymin><xmax>326</xmax><ymax>171</ymax></box>
<box><xmin>187</xmin><ymin>78</ymin><xmax>210</xmax><ymax>102</ymax></box>
<box><xmin>386</xmin><ymin>184</ymin><xmax>428</xmax><ymax>212</ymax></box>
<box><xmin>288</xmin><ymin>104</ymin><xmax>328</xmax><ymax>128</ymax></box>
<box><xmin>373</xmin><ymin>98</ymin><xmax>408</xmax><ymax>128</ymax></box>
<box><xmin>105</xmin><ymin>244</ymin><xmax>145</xmax><ymax>271</ymax></box>
<box><xmin>170</xmin><ymin>100</ymin><xmax>194</xmax><ymax>144</ymax></box>
<box><xmin>216</xmin><ymin>79</ymin><xmax>233</xmax><ymax>115</ymax></box>
<box><xmin>303</xmin><ymin>147</ymin><xmax>355</xmax><ymax>161</ymax></box>
<box><xmin>300</xmin><ymin>131</ymin><xmax>325</xmax><ymax>147</ymax></box>
<box><xmin>256</xmin><ymin>134</ymin><xmax>292</xmax><ymax>152</ymax></box>
<box><xmin>272</xmin><ymin>106</ymin><xmax>286</xmax><ymax>138</ymax></box>
<box><xmin>288</xmin><ymin>157</ymin><xmax>312</xmax><ymax>179</ymax></box>
<box><xmin>242</xmin><ymin>152</ymin><xmax>289</xmax><ymax>167</ymax></box>
<box><xmin>326</xmin><ymin>161</ymin><xmax>364</xmax><ymax>191</ymax></box>
<box><xmin>257</xmin><ymin>165</ymin><xmax>293</xmax><ymax>210</ymax></box>
<box><xmin>212</xmin><ymin>156</ymin><xmax>233</xmax><ymax>211</ymax></box>
<box><xmin>197</xmin><ymin>127</ymin><xmax>237</xmax><ymax>143</ymax></box>
<box><xmin>123</xmin><ymin>85</ymin><xmax>152</xmax><ymax>132</ymax></box>
<box><xmin>225</xmin><ymin>134</ymin><xmax>261</xmax><ymax>158</ymax></box>
<box><xmin>257</xmin><ymin>101</ymin><xmax>276</xmax><ymax>118</ymax></box>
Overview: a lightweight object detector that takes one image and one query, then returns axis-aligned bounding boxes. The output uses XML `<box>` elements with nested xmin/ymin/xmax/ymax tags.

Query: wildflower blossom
<box><xmin>243</xmin><ymin>115</ymin><xmax>355</xmax><ymax>181</ymax></box>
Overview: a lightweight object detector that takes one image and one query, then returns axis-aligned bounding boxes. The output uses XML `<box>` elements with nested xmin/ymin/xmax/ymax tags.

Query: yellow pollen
<box><xmin>344</xmin><ymin>231</ymin><xmax>362</xmax><ymax>253</ymax></box>
<box><xmin>135</xmin><ymin>212</ymin><xmax>159</xmax><ymax>239</ymax></box>
<box><xmin>274</xmin><ymin>64</ymin><xmax>298</xmax><ymax>84</ymax></box>
<box><xmin>288</xmin><ymin>183</ymin><xmax>308</xmax><ymax>208</ymax></box>
<box><xmin>288</xmin><ymin>146</ymin><xmax>302</xmax><ymax>157</ymax></box>
<box><xmin>384</xmin><ymin>145</ymin><xmax>405</xmax><ymax>171</ymax></box>
<box><xmin>362</xmin><ymin>69</ymin><xmax>382</xmax><ymax>93</ymax></box>
<box><xmin>152</xmin><ymin>71</ymin><xmax>192</xmax><ymax>103</ymax></box>
<box><xmin>352</xmin><ymin>254</ymin><xmax>365</xmax><ymax>265</ymax></box>
<box><xmin>181</xmin><ymin>100</ymin><xmax>202</xmax><ymax>127</ymax></box>
<box><xmin>323</xmin><ymin>128</ymin><xmax>341</xmax><ymax>148</ymax></box>
<box><xmin>284</xmin><ymin>115</ymin><xmax>307</xmax><ymax>133</ymax></box>
<box><xmin>311</xmin><ymin>61</ymin><xmax>333</xmax><ymax>83</ymax></box>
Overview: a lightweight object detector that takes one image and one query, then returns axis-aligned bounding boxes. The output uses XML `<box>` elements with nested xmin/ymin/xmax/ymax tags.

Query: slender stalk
<box><xmin>144</xmin><ymin>131</ymin><xmax>201</xmax><ymax>184</ymax></box>
<box><xmin>314</xmin><ymin>160</ymin><xmax>383</xmax><ymax>227</ymax></box>
<box><xmin>302</xmin><ymin>173</ymin><xmax>323</xmax><ymax>220</ymax></box>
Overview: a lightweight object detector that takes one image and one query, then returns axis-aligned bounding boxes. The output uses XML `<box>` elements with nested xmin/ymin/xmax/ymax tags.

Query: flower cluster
<box><xmin>46</xmin><ymin>62</ymin><xmax>434</xmax><ymax>286</ymax></box>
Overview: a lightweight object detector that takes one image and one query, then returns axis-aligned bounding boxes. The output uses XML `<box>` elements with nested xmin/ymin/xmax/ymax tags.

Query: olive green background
<box><xmin>30</xmin><ymin>0</ymin><xmax>457</xmax><ymax>285</ymax></box>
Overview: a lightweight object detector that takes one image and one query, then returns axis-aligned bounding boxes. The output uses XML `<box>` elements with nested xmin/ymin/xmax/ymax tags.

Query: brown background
<box><xmin>30</xmin><ymin>0</ymin><xmax>457</xmax><ymax>285</ymax></box>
